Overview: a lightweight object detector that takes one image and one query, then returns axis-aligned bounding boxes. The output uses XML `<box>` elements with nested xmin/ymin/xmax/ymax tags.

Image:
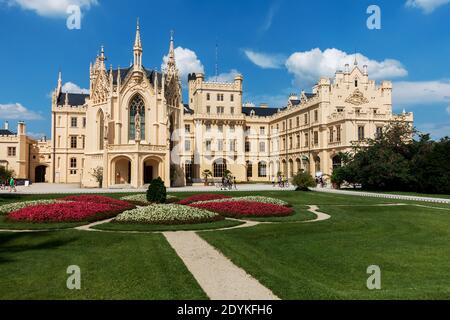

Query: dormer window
<box><xmin>355</xmin><ymin>79</ymin><xmax>358</xmax><ymax>87</ymax></box>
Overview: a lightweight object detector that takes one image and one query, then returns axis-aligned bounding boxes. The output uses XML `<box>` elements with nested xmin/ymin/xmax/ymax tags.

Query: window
<box><xmin>185</xmin><ymin>161</ymin><xmax>193</xmax><ymax>181</ymax></box>
<box><xmin>296</xmin><ymin>116</ymin><xmax>300</xmax><ymax>127</ymax></box>
<box><xmin>282</xmin><ymin>122</ymin><xmax>285</xmax><ymax>131</ymax></box>
<box><xmin>259</xmin><ymin>141</ymin><xmax>266</xmax><ymax>152</ymax></box>
<box><xmin>304</xmin><ymin>114</ymin><xmax>308</xmax><ymax>125</ymax></box>
<box><xmin>229</xmin><ymin>139</ymin><xmax>236</xmax><ymax>152</ymax></box>
<box><xmin>71</xmin><ymin>117</ymin><xmax>78</xmax><ymax>128</ymax></box>
<box><xmin>70</xmin><ymin>136</ymin><xmax>77</xmax><ymax>149</ymax></box>
<box><xmin>82</xmin><ymin>117</ymin><xmax>86</xmax><ymax>128</ymax></box>
<box><xmin>217</xmin><ymin>139</ymin><xmax>224</xmax><ymax>152</ymax></box>
<box><xmin>246</xmin><ymin>161</ymin><xmax>253</xmax><ymax>178</ymax></box>
<box><xmin>217</xmin><ymin>94</ymin><xmax>224</xmax><ymax>101</ymax></box>
<box><xmin>185</xmin><ymin>124</ymin><xmax>191</xmax><ymax>133</ymax></box>
<box><xmin>258</xmin><ymin>162</ymin><xmax>267</xmax><ymax>177</ymax></box>
<box><xmin>206</xmin><ymin>106</ymin><xmax>211</xmax><ymax>114</ymax></box>
<box><xmin>213</xmin><ymin>159</ymin><xmax>227</xmax><ymax>178</ymax></box>
<box><xmin>337</xmin><ymin>107</ymin><xmax>344</xmax><ymax>113</ymax></box>
<box><xmin>82</xmin><ymin>135</ymin><xmax>86</xmax><ymax>148</ymax></box>
<box><xmin>217</xmin><ymin>106</ymin><xmax>224</xmax><ymax>114</ymax></box>
<box><xmin>376</xmin><ymin>126</ymin><xmax>383</xmax><ymax>139</ymax></box>
<box><xmin>245</xmin><ymin>126</ymin><xmax>251</xmax><ymax>135</ymax></box>
<box><xmin>7</xmin><ymin>147</ymin><xmax>16</xmax><ymax>157</ymax></box>
<box><xmin>289</xmin><ymin>119</ymin><xmax>292</xmax><ymax>129</ymax></box>
<box><xmin>205</xmin><ymin>140</ymin><xmax>212</xmax><ymax>151</ymax></box>
<box><xmin>358</xmin><ymin>126</ymin><xmax>365</xmax><ymax>140</ymax></box>
<box><xmin>206</xmin><ymin>93</ymin><xmax>210</xmax><ymax>101</ymax></box>
<box><xmin>185</xmin><ymin>140</ymin><xmax>191</xmax><ymax>152</ymax></box>
<box><xmin>218</xmin><ymin>124</ymin><xmax>223</xmax><ymax>133</ymax></box>
<box><xmin>206</xmin><ymin>124</ymin><xmax>211</xmax><ymax>132</ymax></box>
<box><xmin>314</xmin><ymin>131</ymin><xmax>319</xmax><ymax>145</ymax></box>
<box><xmin>314</xmin><ymin>110</ymin><xmax>319</xmax><ymax>122</ymax></box>
<box><xmin>355</xmin><ymin>79</ymin><xmax>358</xmax><ymax>87</ymax></box>
<box><xmin>70</xmin><ymin>158</ymin><xmax>77</xmax><ymax>168</ymax></box>
<box><xmin>304</xmin><ymin>133</ymin><xmax>309</xmax><ymax>147</ymax></box>
<box><xmin>230</xmin><ymin>107</ymin><xmax>234</xmax><ymax>114</ymax></box>
<box><xmin>296</xmin><ymin>135</ymin><xmax>300</xmax><ymax>148</ymax></box>
<box><xmin>229</xmin><ymin>125</ymin><xmax>235</xmax><ymax>133</ymax></box>
<box><xmin>245</xmin><ymin>139</ymin><xmax>251</xmax><ymax>152</ymax></box>
<box><xmin>129</xmin><ymin>95</ymin><xmax>145</xmax><ymax>140</ymax></box>
<box><xmin>329</xmin><ymin>127</ymin><xmax>334</xmax><ymax>142</ymax></box>
<box><xmin>260</xmin><ymin>126</ymin><xmax>265</xmax><ymax>135</ymax></box>
<box><xmin>230</xmin><ymin>94</ymin><xmax>234</xmax><ymax>102</ymax></box>
<box><xmin>289</xmin><ymin>137</ymin><xmax>293</xmax><ymax>149</ymax></box>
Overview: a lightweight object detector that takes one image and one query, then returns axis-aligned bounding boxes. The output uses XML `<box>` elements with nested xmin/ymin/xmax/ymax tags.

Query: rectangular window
<box><xmin>296</xmin><ymin>117</ymin><xmax>300</xmax><ymax>127</ymax></box>
<box><xmin>289</xmin><ymin>137</ymin><xmax>293</xmax><ymax>149</ymax></box>
<box><xmin>230</xmin><ymin>107</ymin><xmax>234</xmax><ymax>114</ymax></box>
<box><xmin>336</xmin><ymin>125</ymin><xmax>341</xmax><ymax>142</ymax></box>
<box><xmin>259</xmin><ymin>141</ymin><xmax>266</xmax><ymax>152</ymax></box>
<box><xmin>358</xmin><ymin>126</ymin><xmax>365</xmax><ymax>141</ymax></box>
<box><xmin>282</xmin><ymin>138</ymin><xmax>286</xmax><ymax>150</ymax></box>
<box><xmin>82</xmin><ymin>135</ymin><xmax>86</xmax><ymax>148</ymax></box>
<box><xmin>217</xmin><ymin>139</ymin><xmax>224</xmax><ymax>152</ymax></box>
<box><xmin>329</xmin><ymin>127</ymin><xmax>334</xmax><ymax>142</ymax></box>
<box><xmin>206</xmin><ymin>93</ymin><xmax>210</xmax><ymax>101</ymax></box>
<box><xmin>218</xmin><ymin>124</ymin><xmax>223</xmax><ymax>133</ymax></box>
<box><xmin>71</xmin><ymin>117</ymin><xmax>77</xmax><ymax>128</ymax></box>
<box><xmin>314</xmin><ymin>131</ymin><xmax>319</xmax><ymax>145</ymax></box>
<box><xmin>206</xmin><ymin>124</ymin><xmax>211</xmax><ymax>132</ymax></box>
<box><xmin>205</xmin><ymin>140</ymin><xmax>211</xmax><ymax>151</ymax></box>
<box><xmin>217</xmin><ymin>106</ymin><xmax>224</xmax><ymax>114</ymax></box>
<box><xmin>82</xmin><ymin>117</ymin><xmax>86</xmax><ymax>128</ymax></box>
<box><xmin>70</xmin><ymin>136</ymin><xmax>77</xmax><ymax>149</ymax></box>
<box><xmin>245</xmin><ymin>126</ymin><xmax>251</xmax><ymax>135</ymax></box>
<box><xmin>289</xmin><ymin>119</ymin><xmax>292</xmax><ymax>129</ymax></box>
<box><xmin>230</xmin><ymin>94</ymin><xmax>234</xmax><ymax>102</ymax></box>
<box><xmin>70</xmin><ymin>158</ymin><xmax>77</xmax><ymax>168</ymax></box>
<box><xmin>314</xmin><ymin>110</ymin><xmax>319</xmax><ymax>122</ymax></box>
<box><xmin>185</xmin><ymin>140</ymin><xmax>191</xmax><ymax>152</ymax></box>
<box><xmin>206</xmin><ymin>106</ymin><xmax>211</xmax><ymax>114</ymax></box>
<box><xmin>245</xmin><ymin>140</ymin><xmax>251</xmax><ymax>152</ymax></box>
<box><xmin>296</xmin><ymin>135</ymin><xmax>300</xmax><ymax>148</ymax></box>
<box><xmin>260</xmin><ymin>126</ymin><xmax>265</xmax><ymax>135</ymax></box>
<box><xmin>229</xmin><ymin>139</ymin><xmax>236</xmax><ymax>152</ymax></box>
<box><xmin>376</xmin><ymin>126</ymin><xmax>383</xmax><ymax>139</ymax></box>
<box><xmin>229</xmin><ymin>124</ymin><xmax>235</xmax><ymax>133</ymax></box>
<box><xmin>217</xmin><ymin>94</ymin><xmax>224</xmax><ymax>101</ymax></box>
<box><xmin>185</xmin><ymin>124</ymin><xmax>191</xmax><ymax>133</ymax></box>
<box><xmin>7</xmin><ymin>147</ymin><xmax>16</xmax><ymax>157</ymax></box>
<box><xmin>304</xmin><ymin>133</ymin><xmax>309</xmax><ymax>147</ymax></box>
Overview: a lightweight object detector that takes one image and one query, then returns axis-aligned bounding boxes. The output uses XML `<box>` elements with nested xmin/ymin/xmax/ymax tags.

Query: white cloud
<box><xmin>244</xmin><ymin>93</ymin><xmax>287</xmax><ymax>109</ymax></box>
<box><xmin>393</xmin><ymin>80</ymin><xmax>450</xmax><ymax>105</ymax></box>
<box><xmin>418</xmin><ymin>122</ymin><xmax>450</xmax><ymax>139</ymax></box>
<box><xmin>162</xmin><ymin>46</ymin><xmax>204</xmax><ymax>83</ymax></box>
<box><xmin>5</xmin><ymin>0</ymin><xmax>98</xmax><ymax>17</ymax></box>
<box><xmin>446</xmin><ymin>106</ymin><xmax>450</xmax><ymax>114</ymax></box>
<box><xmin>260</xmin><ymin>2</ymin><xmax>280</xmax><ymax>32</ymax></box>
<box><xmin>285</xmin><ymin>48</ymin><xmax>408</xmax><ymax>86</ymax></box>
<box><xmin>0</xmin><ymin>103</ymin><xmax>43</xmax><ymax>120</ymax></box>
<box><xmin>405</xmin><ymin>0</ymin><xmax>450</xmax><ymax>13</ymax></box>
<box><xmin>244</xmin><ymin>50</ymin><xmax>285</xmax><ymax>69</ymax></box>
<box><xmin>62</xmin><ymin>82</ymin><xmax>89</xmax><ymax>94</ymax></box>
<box><xmin>206</xmin><ymin>69</ymin><xmax>240</xmax><ymax>83</ymax></box>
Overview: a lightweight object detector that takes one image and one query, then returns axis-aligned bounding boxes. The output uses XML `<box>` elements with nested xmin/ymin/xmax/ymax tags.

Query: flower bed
<box><xmin>114</xmin><ymin>204</ymin><xmax>223</xmax><ymax>225</ymax></box>
<box><xmin>8</xmin><ymin>201</ymin><xmax>126</xmax><ymax>223</ymax></box>
<box><xmin>0</xmin><ymin>200</ymin><xmax>59</xmax><ymax>215</ymax></box>
<box><xmin>60</xmin><ymin>195</ymin><xmax>133</xmax><ymax>209</ymax></box>
<box><xmin>191</xmin><ymin>196</ymin><xmax>289</xmax><ymax>206</ymax></box>
<box><xmin>120</xmin><ymin>194</ymin><xmax>178</xmax><ymax>205</ymax></box>
<box><xmin>177</xmin><ymin>194</ymin><xmax>231</xmax><ymax>205</ymax></box>
<box><xmin>189</xmin><ymin>201</ymin><xmax>294</xmax><ymax>218</ymax></box>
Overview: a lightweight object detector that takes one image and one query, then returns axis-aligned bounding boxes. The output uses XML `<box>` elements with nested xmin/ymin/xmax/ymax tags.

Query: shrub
<box><xmin>146</xmin><ymin>177</ymin><xmax>167</xmax><ymax>204</ymax></box>
<box><xmin>189</xmin><ymin>201</ymin><xmax>293</xmax><ymax>218</ymax></box>
<box><xmin>120</xmin><ymin>194</ymin><xmax>178</xmax><ymax>205</ymax></box>
<box><xmin>192</xmin><ymin>196</ymin><xmax>289</xmax><ymax>206</ymax></box>
<box><xmin>178</xmin><ymin>194</ymin><xmax>231</xmax><ymax>205</ymax></box>
<box><xmin>8</xmin><ymin>201</ymin><xmax>124</xmax><ymax>222</ymax></box>
<box><xmin>114</xmin><ymin>204</ymin><xmax>223</xmax><ymax>225</ymax></box>
<box><xmin>291</xmin><ymin>171</ymin><xmax>317</xmax><ymax>191</ymax></box>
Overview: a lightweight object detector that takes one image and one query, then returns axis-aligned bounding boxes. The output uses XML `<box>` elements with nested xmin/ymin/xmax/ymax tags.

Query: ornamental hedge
<box><xmin>191</xmin><ymin>196</ymin><xmax>289</xmax><ymax>206</ymax></box>
<box><xmin>177</xmin><ymin>194</ymin><xmax>231</xmax><ymax>205</ymax></box>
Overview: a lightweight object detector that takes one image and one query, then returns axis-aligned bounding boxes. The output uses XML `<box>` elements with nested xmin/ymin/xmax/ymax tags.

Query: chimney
<box><xmin>363</xmin><ymin>65</ymin><xmax>368</xmax><ymax>75</ymax></box>
<box><xmin>4</xmin><ymin>121</ymin><xmax>9</xmax><ymax>130</ymax></box>
<box><xmin>344</xmin><ymin>63</ymin><xmax>350</xmax><ymax>73</ymax></box>
<box><xmin>17</xmin><ymin>121</ymin><xmax>26</xmax><ymax>136</ymax></box>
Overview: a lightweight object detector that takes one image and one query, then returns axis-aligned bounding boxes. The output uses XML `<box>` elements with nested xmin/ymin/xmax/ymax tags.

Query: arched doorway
<box><xmin>112</xmin><ymin>157</ymin><xmax>132</xmax><ymax>185</ymax></box>
<box><xmin>35</xmin><ymin>165</ymin><xmax>47</xmax><ymax>183</ymax></box>
<box><xmin>143</xmin><ymin>157</ymin><xmax>160</xmax><ymax>184</ymax></box>
<box><xmin>213</xmin><ymin>158</ymin><xmax>227</xmax><ymax>178</ymax></box>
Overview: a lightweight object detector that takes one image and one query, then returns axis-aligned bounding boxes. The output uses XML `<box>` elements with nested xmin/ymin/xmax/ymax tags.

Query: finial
<box><xmin>354</xmin><ymin>49</ymin><xmax>358</xmax><ymax>66</ymax></box>
<box><xmin>170</xmin><ymin>29</ymin><xmax>174</xmax><ymax>41</ymax></box>
<box><xmin>137</xmin><ymin>17</ymin><xmax>140</xmax><ymax>30</ymax></box>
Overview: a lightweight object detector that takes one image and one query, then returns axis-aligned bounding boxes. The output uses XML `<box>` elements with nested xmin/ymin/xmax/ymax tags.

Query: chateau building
<box><xmin>0</xmin><ymin>24</ymin><xmax>413</xmax><ymax>188</ymax></box>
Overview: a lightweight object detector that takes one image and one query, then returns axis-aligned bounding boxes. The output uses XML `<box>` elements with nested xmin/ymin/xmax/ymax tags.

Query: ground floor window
<box><xmin>258</xmin><ymin>161</ymin><xmax>267</xmax><ymax>177</ymax></box>
<box><xmin>247</xmin><ymin>161</ymin><xmax>253</xmax><ymax>178</ymax></box>
<box><xmin>213</xmin><ymin>159</ymin><xmax>227</xmax><ymax>178</ymax></box>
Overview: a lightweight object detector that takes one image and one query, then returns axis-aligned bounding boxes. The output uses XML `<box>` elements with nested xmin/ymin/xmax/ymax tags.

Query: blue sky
<box><xmin>0</xmin><ymin>0</ymin><xmax>449</xmax><ymax>139</ymax></box>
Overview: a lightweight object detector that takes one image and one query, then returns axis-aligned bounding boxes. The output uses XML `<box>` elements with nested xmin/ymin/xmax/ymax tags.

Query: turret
<box><xmin>133</xmin><ymin>19</ymin><xmax>143</xmax><ymax>70</ymax></box>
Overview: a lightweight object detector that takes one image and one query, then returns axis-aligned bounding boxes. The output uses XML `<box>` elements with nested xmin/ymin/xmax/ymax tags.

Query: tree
<box><xmin>90</xmin><ymin>166</ymin><xmax>103</xmax><ymax>188</ymax></box>
<box><xmin>291</xmin><ymin>171</ymin><xmax>316</xmax><ymax>191</ymax></box>
<box><xmin>202</xmin><ymin>169</ymin><xmax>212</xmax><ymax>186</ymax></box>
<box><xmin>0</xmin><ymin>166</ymin><xmax>14</xmax><ymax>182</ymax></box>
<box><xmin>223</xmin><ymin>169</ymin><xmax>232</xmax><ymax>179</ymax></box>
<box><xmin>146</xmin><ymin>177</ymin><xmax>167</xmax><ymax>203</ymax></box>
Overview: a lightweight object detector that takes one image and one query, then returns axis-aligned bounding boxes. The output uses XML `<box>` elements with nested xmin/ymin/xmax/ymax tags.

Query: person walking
<box><xmin>233</xmin><ymin>176</ymin><xmax>237</xmax><ymax>190</ymax></box>
<box><xmin>9</xmin><ymin>177</ymin><xmax>16</xmax><ymax>192</ymax></box>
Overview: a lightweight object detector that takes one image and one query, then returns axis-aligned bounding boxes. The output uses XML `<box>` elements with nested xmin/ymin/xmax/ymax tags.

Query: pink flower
<box><xmin>178</xmin><ymin>194</ymin><xmax>231</xmax><ymax>205</ymax></box>
<box><xmin>189</xmin><ymin>201</ymin><xmax>293</xmax><ymax>218</ymax></box>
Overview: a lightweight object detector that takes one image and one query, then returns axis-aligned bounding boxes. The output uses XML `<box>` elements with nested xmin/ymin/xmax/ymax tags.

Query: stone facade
<box><xmin>0</xmin><ymin>24</ymin><xmax>413</xmax><ymax>188</ymax></box>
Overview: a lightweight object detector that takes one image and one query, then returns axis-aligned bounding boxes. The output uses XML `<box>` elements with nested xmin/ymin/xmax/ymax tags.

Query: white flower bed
<box><xmin>120</xmin><ymin>194</ymin><xmax>177</xmax><ymax>204</ymax></box>
<box><xmin>0</xmin><ymin>200</ymin><xmax>59</xmax><ymax>215</ymax></box>
<box><xmin>114</xmin><ymin>204</ymin><xmax>221</xmax><ymax>224</ymax></box>
<box><xmin>192</xmin><ymin>196</ymin><xmax>289</xmax><ymax>206</ymax></box>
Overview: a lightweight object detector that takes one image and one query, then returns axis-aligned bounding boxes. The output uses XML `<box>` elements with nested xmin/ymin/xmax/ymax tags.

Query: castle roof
<box><xmin>0</xmin><ymin>129</ymin><xmax>14</xmax><ymax>136</ymax></box>
<box><xmin>242</xmin><ymin>106</ymin><xmax>279</xmax><ymax>117</ymax></box>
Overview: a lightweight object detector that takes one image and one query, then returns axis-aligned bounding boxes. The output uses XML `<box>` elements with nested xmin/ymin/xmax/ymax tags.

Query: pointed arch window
<box><xmin>129</xmin><ymin>95</ymin><xmax>145</xmax><ymax>140</ymax></box>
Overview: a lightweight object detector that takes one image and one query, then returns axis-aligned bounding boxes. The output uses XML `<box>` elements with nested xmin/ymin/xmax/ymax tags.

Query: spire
<box><xmin>166</xmin><ymin>30</ymin><xmax>178</xmax><ymax>77</ymax></box>
<box><xmin>353</xmin><ymin>49</ymin><xmax>358</xmax><ymax>66</ymax></box>
<box><xmin>133</xmin><ymin>18</ymin><xmax>143</xmax><ymax>69</ymax></box>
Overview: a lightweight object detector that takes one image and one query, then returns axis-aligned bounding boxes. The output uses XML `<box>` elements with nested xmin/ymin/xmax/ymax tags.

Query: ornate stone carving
<box><xmin>345</xmin><ymin>89</ymin><xmax>369</xmax><ymax>106</ymax></box>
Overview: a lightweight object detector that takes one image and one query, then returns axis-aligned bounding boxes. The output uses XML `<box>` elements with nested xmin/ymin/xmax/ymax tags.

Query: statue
<box><xmin>135</xmin><ymin>107</ymin><xmax>141</xmax><ymax>141</ymax></box>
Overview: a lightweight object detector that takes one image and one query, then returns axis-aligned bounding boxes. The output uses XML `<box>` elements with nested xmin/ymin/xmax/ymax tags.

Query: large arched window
<box><xmin>129</xmin><ymin>95</ymin><xmax>145</xmax><ymax>141</ymax></box>
<box><xmin>213</xmin><ymin>158</ymin><xmax>227</xmax><ymax>178</ymax></box>
<box><xmin>246</xmin><ymin>161</ymin><xmax>253</xmax><ymax>178</ymax></box>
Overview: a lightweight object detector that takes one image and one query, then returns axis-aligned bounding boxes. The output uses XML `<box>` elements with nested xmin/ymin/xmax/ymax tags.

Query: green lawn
<box><xmin>1</xmin><ymin>190</ymin><xmax>449</xmax><ymax>299</ymax></box>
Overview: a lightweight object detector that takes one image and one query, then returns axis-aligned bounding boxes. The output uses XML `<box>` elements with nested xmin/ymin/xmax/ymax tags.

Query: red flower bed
<box><xmin>60</xmin><ymin>195</ymin><xmax>133</xmax><ymax>210</ymax></box>
<box><xmin>8</xmin><ymin>201</ymin><xmax>125</xmax><ymax>223</ymax></box>
<box><xmin>189</xmin><ymin>201</ymin><xmax>293</xmax><ymax>218</ymax></box>
<box><xmin>178</xmin><ymin>194</ymin><xmax>231</xmax><ymax>205</ymax></box>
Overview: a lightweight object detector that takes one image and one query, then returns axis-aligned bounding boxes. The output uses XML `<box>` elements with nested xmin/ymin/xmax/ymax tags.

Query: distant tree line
<box><xmin>331</xmin><ymin>121</ymin><xmax>450</xmax><ymax>194</ymax></box>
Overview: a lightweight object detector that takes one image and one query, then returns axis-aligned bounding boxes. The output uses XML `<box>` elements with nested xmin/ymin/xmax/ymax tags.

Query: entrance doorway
<box><xmin>144</xmin><ymin>165</ymin><xmax>154</xmax><ymax>184</ymax></box>
<box><xmin>35</xmin><ymin>166</ymin><xmax>47</xmax><ymax>183</ymax></box>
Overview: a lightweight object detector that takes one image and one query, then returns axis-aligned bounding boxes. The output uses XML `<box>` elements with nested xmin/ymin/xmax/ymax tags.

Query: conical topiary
<box><xmin>146</xmin><ymin>177</ymin><xmax>167</xmax><ymax>204</ymax></box>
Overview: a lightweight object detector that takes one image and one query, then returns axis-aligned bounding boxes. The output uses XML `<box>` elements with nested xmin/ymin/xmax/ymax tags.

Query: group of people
<box><xmin>0</xmin><ymin>177</ymin><xmax>17</xmax><ymax>192</ymax></box>
<box><xmin>273</xmin><ymin>175</ymin><xmax>290</xmax><ymax>188</ymax></box>
<box><xmin>220</xmin><ymin>176</ymin><xmax>237</xmax><ymax>191</ymax></box>
<box><xmin>316</xmin><ymin>176</ymin><xmax>325</xmax><ymax>188</ymax></box>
